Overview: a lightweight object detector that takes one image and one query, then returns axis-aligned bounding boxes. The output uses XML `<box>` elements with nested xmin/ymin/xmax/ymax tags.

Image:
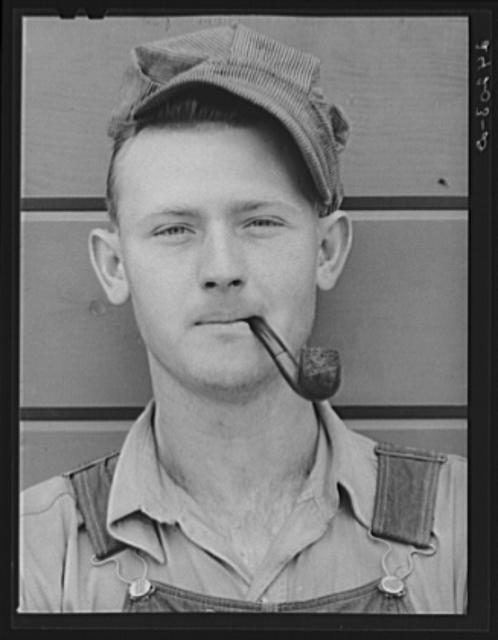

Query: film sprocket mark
<box><xmin>475</xmin><ymin>39</ymin><xmax>491</xmax><ymax>152</ymax></box>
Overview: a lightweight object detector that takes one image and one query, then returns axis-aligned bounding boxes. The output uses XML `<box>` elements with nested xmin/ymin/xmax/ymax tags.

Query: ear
<box><xmin>89</xmin><ymin>227</ymin><xmax>130</xmax><ymax>305</ymax></box>
<box><xmin>316</xmin><ymin>210</ymin><xmax>353</xmax><ymax>291</ymax></box>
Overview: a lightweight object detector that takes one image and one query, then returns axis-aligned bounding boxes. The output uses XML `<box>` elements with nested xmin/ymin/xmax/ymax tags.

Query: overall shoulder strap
<box><xmin>64</xmin><ymin>451</ymin><xmax>126</xmax><ymax>560</ymax></box>
<box><xmin>372</xmin><ymin>442</ymin><xmax>447</xmax><ymax>549</ymax></box>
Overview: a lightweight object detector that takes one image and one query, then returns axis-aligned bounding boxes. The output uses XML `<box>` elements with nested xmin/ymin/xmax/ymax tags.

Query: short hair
<box><xmin>105</xmin><ymin>87</ymin><xmax>333</xmax><ymax>225</ymax></box>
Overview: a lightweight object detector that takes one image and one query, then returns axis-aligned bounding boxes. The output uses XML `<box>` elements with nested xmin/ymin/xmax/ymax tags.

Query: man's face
<box><xmin>111</xmin><ymin>123</ymin><xmax>324</xmax><ymax>399</ymax></box>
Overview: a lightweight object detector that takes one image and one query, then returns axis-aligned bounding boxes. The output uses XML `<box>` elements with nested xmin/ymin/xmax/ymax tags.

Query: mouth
<box><xmin>194</xmin><ymin>318</ymin><xmax>256</xmax><ymax>337</ymax></box>
<box><xmin>200</xmin><ymin>319</ymin><xmax>248</xmax><ymax>325</ymax></box>
<box><xmin>195</xmin><ymin>315</ymin><xmax>254</xmax><ymax>326</ymax></box>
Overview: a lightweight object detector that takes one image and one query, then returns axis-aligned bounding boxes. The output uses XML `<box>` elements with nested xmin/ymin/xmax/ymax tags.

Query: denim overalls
<box><xmin>67</xmin><ymin>442</ymin><xmax>446</xmax><ymax>613</ymax></box>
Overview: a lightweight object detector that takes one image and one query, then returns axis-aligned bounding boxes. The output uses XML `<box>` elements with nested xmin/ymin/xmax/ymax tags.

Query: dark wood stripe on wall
<box><xmin>21</xmin><ymin>198</ymin><xmax>107</xmax><ymax>211</ymax></box>
<box><xmin>20</xmin><ymin>406</ymin><xmax>468</xmax><ymax>421</ymax></box>
<box><xmin>343</xmin><ymin>197</ymin><xmax>468</xmax><ymax>211</ymax></box>
<box><xmin>336</xmin><ymin>406</ymin><xmax>467</xmax><ymax>420</ymax></box>
<box><xmin>20</xmin><ymin>196</ymin><xmax>469</xmax><ymax>212</ymax></box>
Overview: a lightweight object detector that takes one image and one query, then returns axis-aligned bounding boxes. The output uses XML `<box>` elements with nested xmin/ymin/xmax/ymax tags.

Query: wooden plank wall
<box><xmin>20</xmin><ymin>16</ymin><xmax>468</xmax><ymax>489</ymax></box>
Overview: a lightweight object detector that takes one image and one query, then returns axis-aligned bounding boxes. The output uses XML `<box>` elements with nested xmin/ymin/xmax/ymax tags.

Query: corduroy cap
<box><xmin>109</xmin><ymin>24</ymin><xmax>350</xmax><ymax>215</ymax></box>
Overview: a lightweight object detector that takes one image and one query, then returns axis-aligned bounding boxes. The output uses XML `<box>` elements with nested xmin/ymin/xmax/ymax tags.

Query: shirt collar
<box><xmin>314</xmin><ymin>401</ymin><xmax>377</xmax><ymax>530</ymax></box>
<box><xmin>107</xmin><ymin>401</ymin><xmax>182</xmax><ymax>563</ymax></box>
<box><xmin>106</xmin><ymin>399</ymin><xmax>378</xmax><ymax>561</ymax></box>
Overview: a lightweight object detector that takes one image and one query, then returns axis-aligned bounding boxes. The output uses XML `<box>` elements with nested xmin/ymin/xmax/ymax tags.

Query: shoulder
<box><xmin>434</xmin><ymin>452</ymin><xmax>467</xmax><ymax>530</ymax></box>
<box><xmin>431</xmin><ymin>452</ymin><xmax>467</xmax><ymax>612</ymax></box>
<box><xmin>20</xmin><ymin>474</ymin><xmax>82</xmax><ymax>566</ymax></box>
<box><xmin>19</xmin><ymin>451</ymin><xmax>121</xmax><ymax>612</ymax></box>
<box><xmin>19</xmin><ymin>475</ymin><xmax>82</xmax><ymax>612</ymax></box>
<box><xmin>438</xmin><ymin>451</ymin><xmax>467</xmax><ymax>487</ymax></box>
<box><xmin>21</xmin><ymin>449</ymin><xmax>121</xmax><ymax>538</ymax></box>
<box><xmin>21</xmin><ymin>474</ymin><xmax>80</xmax><ymax>528</ymax></box>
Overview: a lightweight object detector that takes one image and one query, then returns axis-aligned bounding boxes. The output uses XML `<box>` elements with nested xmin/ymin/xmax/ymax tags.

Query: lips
<box><xmin>195</xmin><ymin>317</ymin><xmax>251</xmax><ymax>326</ymax></box>
<box><xmin>194</xmin><ymin>311</ymin><xmax>257</xmax><ymax>325</ymax></box>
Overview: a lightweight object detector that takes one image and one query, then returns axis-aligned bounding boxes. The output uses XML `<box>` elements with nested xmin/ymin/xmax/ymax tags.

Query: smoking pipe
<box><xmin>245</xmin><ymin>316</ymin><xmax>341</xmax><ymax>401</ymax></box>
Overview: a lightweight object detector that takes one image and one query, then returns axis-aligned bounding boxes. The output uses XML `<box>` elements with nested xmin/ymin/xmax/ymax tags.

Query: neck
<box><xmin>151</xmin><ymin>366</ymin><xmax>319</xmax><ymax>512</ymax></box>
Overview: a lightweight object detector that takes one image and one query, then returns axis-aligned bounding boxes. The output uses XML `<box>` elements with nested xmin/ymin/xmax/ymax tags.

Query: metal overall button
<box><xmin>91</xmin><ymin>549</ymin><xmax>155</xmax><ymax>601</ymax></box>
<box><xmin>377</xmin><ymin>575</ymin><xmax>405</xmax><ymax>598</ymax></box>
<box><xmin>129</xmin><ymin>577</ymin><xmax>156</xmax><ymax>601</ymax></box>
<box><xmin>369</xmin><ymin>530</ymin><xmax>438</xmax><ymax>599</ymax></box>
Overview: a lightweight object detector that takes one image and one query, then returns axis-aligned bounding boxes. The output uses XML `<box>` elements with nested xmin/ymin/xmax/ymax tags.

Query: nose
<box><xmin>197</xmin><ymin>224</ymin><xmax>246</xmax><ymax>292</ymax></box>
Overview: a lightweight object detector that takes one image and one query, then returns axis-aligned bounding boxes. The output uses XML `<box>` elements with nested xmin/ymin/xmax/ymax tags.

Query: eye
<box><xmin>249</xmin><ymin>218</ymin><xmax>279</xmax><ymax>226</ymax></box>
<box><xmin>153</xmin><ymin>224</ymin><xmax>194</xmax><ymax>238</ymax></box>
<box><xmin>245</xmin><ymin>217</ymin><xmax>285</xmax><ymax>230</ymax></box>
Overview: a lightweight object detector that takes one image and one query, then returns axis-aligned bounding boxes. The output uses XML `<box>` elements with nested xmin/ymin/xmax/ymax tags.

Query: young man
<box><xmin>20</xmin><ymin>24</ymin><xmax>466</xmax><ymax>613</ymax></box>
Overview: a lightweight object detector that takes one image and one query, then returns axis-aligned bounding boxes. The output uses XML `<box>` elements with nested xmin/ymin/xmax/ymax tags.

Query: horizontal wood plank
<box><xmin>19</xmin><ymin>405</ymin><xmax>468</xmax><ymax>421</ymax></box>
<box><xmin>20</xmin><ymin>419</ymin><xmax>467</xmax><ymax>489</ymax></box>
<box><xmin>22</xmin><ymin>16</ymin><xmax>468</xmax><ymax>198</ymax></box>
<box><xmin>20</xmin><ymin>213</ymin><xmax>467</xmax><ymax>407</ymax></box>
<box><xmin>20</xmin><ymin>196</ymin><xmax>470</xmax><ymax>212</ymax></box>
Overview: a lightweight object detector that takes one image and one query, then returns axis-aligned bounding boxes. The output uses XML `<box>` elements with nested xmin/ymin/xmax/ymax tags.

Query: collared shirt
<box><xmin>19</xmin><ymin>401</ymin><xmax>467</xmax><ymax>613</ymax></box>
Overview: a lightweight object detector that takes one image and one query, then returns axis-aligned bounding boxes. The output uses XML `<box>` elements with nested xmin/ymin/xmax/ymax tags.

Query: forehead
<box><xmin>113</xmin><ymin>123</ymin><xmax>313</xmax><ymax>219</ymax></box>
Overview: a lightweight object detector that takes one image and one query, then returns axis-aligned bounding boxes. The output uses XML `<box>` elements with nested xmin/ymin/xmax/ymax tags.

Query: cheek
<box><xmin>260</xmin><ymin>234</ymin><xmax>319</xmax><ymax>313</ymax></box>
<box><xmin>123</xmin><ymin>247</ymin><xmax>191</xmax><ymax>326</ymax></box>
<box><xmin>276</xmin><ymin>232</ymin><xmax>319</xmax><ymax>284</ymax></box>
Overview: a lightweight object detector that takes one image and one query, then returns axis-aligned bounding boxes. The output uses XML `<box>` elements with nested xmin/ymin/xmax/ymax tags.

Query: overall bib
<box><xmin>67</xmin><ymin>442</ymin><xmax>446</xmax><ymax>614</ymax></box>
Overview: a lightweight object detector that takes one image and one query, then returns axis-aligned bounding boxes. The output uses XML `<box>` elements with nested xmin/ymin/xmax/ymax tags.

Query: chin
<box><xmin>190</xmin><ymin>362</ymin><xmax>276</xmax><ymax>403</ymax></box>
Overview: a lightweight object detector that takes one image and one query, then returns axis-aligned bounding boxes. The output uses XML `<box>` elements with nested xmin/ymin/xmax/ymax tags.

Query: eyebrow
<box><xmin>146</xmin><ymin>199</ymin><xmax>297</xmax><ymax>220</ymax></box>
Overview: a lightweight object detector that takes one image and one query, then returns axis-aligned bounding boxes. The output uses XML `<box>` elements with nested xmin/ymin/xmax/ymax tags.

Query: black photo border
<box><xmin>2</xmin><ymin>1</ymin><xmax>495</xmax><ymax>637</ymax></box>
